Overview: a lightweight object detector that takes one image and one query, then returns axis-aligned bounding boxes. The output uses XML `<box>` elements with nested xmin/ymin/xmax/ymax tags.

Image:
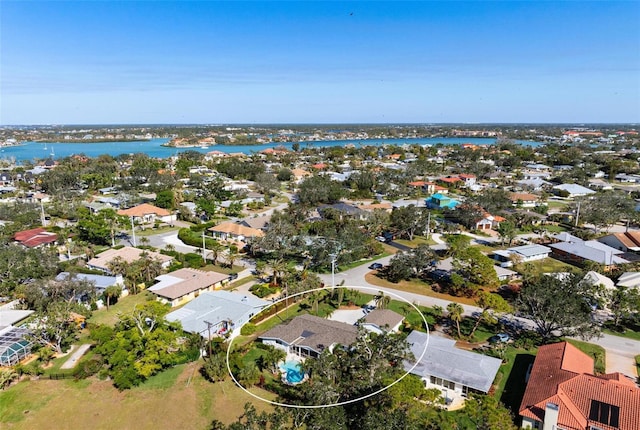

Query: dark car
<box><xmin>368</xmin><ymin>263</ymin><xmax>383</xmax><ymax>270</ymax></box>
<box><xmin>228</xmin><ymin>273</ymin><xmax>238</xmax><ymax>281</ymax></box>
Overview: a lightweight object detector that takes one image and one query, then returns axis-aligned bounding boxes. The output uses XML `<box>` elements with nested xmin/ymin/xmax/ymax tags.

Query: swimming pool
<box><xmin>279</xmin><ymin>360</ymin><xmax>306</xmax><ymax>384</ymax></box>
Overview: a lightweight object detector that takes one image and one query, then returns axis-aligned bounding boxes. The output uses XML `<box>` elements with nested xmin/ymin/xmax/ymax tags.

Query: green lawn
<box><xmin>513</xmin><ymin>257</ymin><xmax>580</xmax><ymax>277</ymax></box>
<box><xmin>135</xmin><ymin>225</ymin><xmax>181</xmax><ymax>237</ymax></box>
<box><xmin>636</xmin><ymin>355</ymin><xmax>640</xmax><ymax>376</ymax></box>
<box><xmin>201</xmin><ymin>263</ymin><xmax>244</xmax><ymax>275</ymax></box>
<box><xmin>394</xmin><ymin>235</ymin><xmax>437</xmax><ymax>248</ymax></box>
<box><xmin>541</xmin><ymin>224</ymin><xmax>567</xmax><ymax>233</ymax></box>
<box><xmin>495</xmin><ymin>346</ymin><xmax>537</xmax><ymax>415</ymax></box>
<box><xmin>137</xmin><ymin>364</ymin><xmax>186</xmax><ymax>390</ymax></box>
<box><xmin>87</xmin><ymin>291</ymin><xmax>154</xmax><ymax>326</ymax></box>
<box><xmin>226</xmin><ymin>276</ymin><xmax>256</xmax><ymax>290</ymax></box>
<box><xmin>603</xmin><ymin>327</ymin><xmax>640</xmax><ymax>341</ymax></box>
<box><xmin>565</xmin><ymin>338</ymin><xmax>606</xmax><ymax>374</ymax></box>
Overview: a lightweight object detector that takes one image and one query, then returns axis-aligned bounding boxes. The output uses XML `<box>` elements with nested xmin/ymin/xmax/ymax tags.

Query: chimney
<box><xmin>543</xmin><ymin>403</ymin><xmax>559</xmax><ymax>430</ymax></box>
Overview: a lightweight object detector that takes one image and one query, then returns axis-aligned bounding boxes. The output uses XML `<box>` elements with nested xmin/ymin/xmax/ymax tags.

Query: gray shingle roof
<box><xmin>362</xmin><ymin>309</ymin><xmax>404</xmax><ymax>329</ymax></box>
<box><xmin>404</xmin><ymin>331</ymin><xmax>502</xmax><ymax>393</ymax></box>
<box><xmin>507</xmin><ymin>244</ymin><xmax>551</xmax><ymax>258</ymax></box>
<box><xmin>259</xmin><ymin>314</ymin><xmax>358</xmax><ymax>354</ymax></box>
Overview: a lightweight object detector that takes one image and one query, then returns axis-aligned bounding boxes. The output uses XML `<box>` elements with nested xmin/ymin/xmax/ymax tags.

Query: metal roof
<box><xmin>404</xmin><ymin>331</ymin><xmax>502</xmax><ymax>393</ymax></box>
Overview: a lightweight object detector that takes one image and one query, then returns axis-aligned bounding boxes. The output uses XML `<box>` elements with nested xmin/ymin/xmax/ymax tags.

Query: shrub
<box><xmin>249</xmin><ymin>283</ymin><xmax>278</xmax><ymax>298</ymax></box>
<box><xmin>74</xmin><ymin>355</ymin><xmax>104</xmax><ymax>379</ymax></box>
<box><xmin>240</xmin><ymin>323</ymin><xmax>257</xmax><ymax>336</ymax></box>
<box><xmin>183</xmin><ymin>252</ymin><xmax>205</xmax><ymax>268</ymax></box>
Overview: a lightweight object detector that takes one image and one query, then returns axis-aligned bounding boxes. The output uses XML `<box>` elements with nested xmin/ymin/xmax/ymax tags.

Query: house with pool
<box><xmin>404</xmin><ymin>330</ymin><xmax>502</xmax><ymax>408</ymax></box>
<box><xmin>258</xmin><ymin>314</ymin><xmax>358</xmax><ymax>358</ymax></box>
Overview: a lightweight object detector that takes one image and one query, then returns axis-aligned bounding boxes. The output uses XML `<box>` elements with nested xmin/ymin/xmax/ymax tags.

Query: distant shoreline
<box><xmin>34</xmin><ymin>138</ymin><xmax>151</xmax><ymax>144</ymax></box>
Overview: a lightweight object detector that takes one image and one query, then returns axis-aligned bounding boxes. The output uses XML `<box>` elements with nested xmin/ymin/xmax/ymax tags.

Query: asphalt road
<box><xmin>321</xmin><ymin>256</ymin><xmax>640</xmax><ymax>378</ymax></box>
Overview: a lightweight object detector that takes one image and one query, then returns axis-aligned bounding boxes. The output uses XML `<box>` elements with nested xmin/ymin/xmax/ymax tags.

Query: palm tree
<box><xmin>209</xmin><ymin>241</ymin><xmax>224</xmax><ymax>266</ymax></box>
<box><xmin>225</xmin><ymin>246</ymin><xmax>241</xmax><ymax>269</ymax></box>
<box><xmin>447</xmin><ymin>302</ymin><xmax>464</xmax><ymax>339</ymax></box>
<box><xmin>375</xmin><ymin>291</ymin><xmax>390</xmax><ymax>309</ymax></box>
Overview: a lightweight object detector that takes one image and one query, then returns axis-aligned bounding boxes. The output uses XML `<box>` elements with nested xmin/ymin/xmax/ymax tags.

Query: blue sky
<box><xmin>1</xmin><ymin>1</ymin><xmax>639</xmax><ymax>124</ymax></box>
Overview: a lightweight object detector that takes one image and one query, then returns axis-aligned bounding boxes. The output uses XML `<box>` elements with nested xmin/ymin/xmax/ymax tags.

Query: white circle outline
<box><xmin>225</xmin><ymin>285</ymin><xmax>430</xmax><ymax>409</ymax></box>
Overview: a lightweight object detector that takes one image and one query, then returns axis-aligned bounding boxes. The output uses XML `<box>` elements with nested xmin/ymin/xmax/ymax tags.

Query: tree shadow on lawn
<box><xmin>500</xmin><ymin>353</ymin><xmax>536</xmax><ymax>417</ymax></box>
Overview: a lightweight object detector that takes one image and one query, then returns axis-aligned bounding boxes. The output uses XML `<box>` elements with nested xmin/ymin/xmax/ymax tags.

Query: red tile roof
<box><xmin>117</xmin><ymin>203</ymin><xmax>171</xmax><ymax>217</ymax></box>
<box><xmin>438</xmin><ymin>176</ymin><xmax>462</xmax><ymax>183</ymax></box>
<box><xmin>520</xmin><ymin>342</ymin><xmax>640</xmax><ymax>430</ymax></box>
<box><xmin>458</xmin><ymin>173</ymin><xmax>476</xmax><ymax>179</ymax></box>
<box><xmin>13</xmin><ymin>227</ymin><xmax>58</xmax><ymax>248</ymax></box>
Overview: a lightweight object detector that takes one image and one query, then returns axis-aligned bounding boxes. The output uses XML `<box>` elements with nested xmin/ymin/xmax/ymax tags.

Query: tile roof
<box><xmin>208</xmin><ymin>221</ymin><xmax>264</xmax><ymax>238</ymax></box>
<box><xmin>519</xmin><ymin>342</ymin><xmax>640</xmax><ymax>430</ymax></box>
<box><xmin>150</xmin><ymin>268</ymin><xmax>229</xmax><ymax>300</ymax></box>
<box><xmin>117</xmin><ymin>203</ymin><xmax>171</xmax><ymax>217</ymax></box>
<box><xmin>13</xmin><ymin>227</ymin><xmax>58</xmax><ymax>248</ymax></box>
<box><xmin>259</xmin><ymin>314</ymin><xmax>358</xmax><ymax>355</ymax></box>
<box><xmin>88</xmin><ymin>246</ymin><xmax>173</xmax><ymax>271</ymax></box>
<box><xmin>509</xmin><ymin>192</ymin><xmax>539</xmax><ymax>202</ymax></box>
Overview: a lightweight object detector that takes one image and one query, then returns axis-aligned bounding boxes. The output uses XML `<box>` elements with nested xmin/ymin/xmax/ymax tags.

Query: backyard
<box><xmin>0</xmin><ymin>363</ymin><xmax>275</xmax><ymax>430</ymax></box>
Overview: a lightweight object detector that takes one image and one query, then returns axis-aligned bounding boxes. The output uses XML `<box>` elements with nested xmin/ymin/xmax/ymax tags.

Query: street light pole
<box><xmin>202</xmin><ymin>231</ymin><xmax>206</xmax><ymax>262</ymax></box>
<box><xmin>130</xmin><ymin>216</ymin><xmax>137</xmax><ymax>247</ymax></box>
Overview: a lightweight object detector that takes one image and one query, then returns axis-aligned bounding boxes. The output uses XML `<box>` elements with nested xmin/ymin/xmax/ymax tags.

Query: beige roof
<box><xmin>88</xmin><ymin>246</ymin><xmax>173</xmax><ymax>271</ymax></box>
<box><xmin>117</xmin><ymin>203</ymin><xmax>171</xmax><ymax>217</ymax></box>
<box><xmin>208</xmin><ymin>221</ymin><xmax>264</xmax><ymax>238</ymax></box>
<box><xmin>260</xmin><ymin>314</ymin><xmax>358</xmax><ymax>354</ymax></box>
<box><xmin>362</xmin><ymin>309</ymin><xmax>404</xmax><ymax>329</ymax></box>
<box><xmin>151</xmin><ymin>268</ymin><xmax>228</xmax><ymax>300</ymax></box>
<box><xmin>291</xmin><ymin>168</ymin><xmax>311</xmax><ymax>178</ymax></box>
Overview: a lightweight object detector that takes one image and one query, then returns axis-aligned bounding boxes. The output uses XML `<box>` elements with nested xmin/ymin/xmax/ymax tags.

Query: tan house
<box><xmin>87</xmin><ymin>246</ymin><xmax>174</xmax><ymax>274</ymax></box>
<box><xmin>208</xmin><ymin>221</ymin><xmax>264</xmax><ymax>243</ymax></box>
<box><xmin>509</xmin><ymin>192</ymin><xmax>540</xmax><ymax>208</ymax></box>
<box><xmin>149</xmin><ymin>268</ymin><xmax>230</xmax><ymax>307</ymax></box>
<box><xmin>117</xmin><ymin>203</ymin><xmax>177</xmax><ymax>226</ymax></box>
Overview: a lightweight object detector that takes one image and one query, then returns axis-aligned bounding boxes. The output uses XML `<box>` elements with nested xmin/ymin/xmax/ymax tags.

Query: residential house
<box><xmin>259</xmin><ymin>314</ymin><xmax>358</xmax><ymax>359</ymax></box>
<box><xmin>519</xmin><ymin>341</ymin><xmax>639</xmax><ymax>430</ymax></box>
<box><xmin>509</xmin><ymin>193</ymin><xmax>539</xmax><ymax>208</ymax></box>
<box><xmin>55</xmin><ymin>272</ymin><xmax>125</xmax><ymax>296</ymax></box>
<box><xmin>552</xmin><ymin>184</ymin><xmax>596</xmax><ymax>198</ymax></box>
<box><xmin>437</xmin><ymin>176</ymin><xmax>463</xmax><ymax>188</ymax></box>
<box><xmin>616</xmin><ymin>272</ymin><xmax>640</xmax><ymax>289</ymax></box>
<box><xmin>291</xmin><ymin>168</ymin><xmax>312</xmax><ymax>183</ymax></box>
<box><xmin>117</xmin><ymin>203</ymin><xmax>177</xmax><ymax>225</ymax></box>
<box><xmin>549</xmin><ymin>234</ymin><xmax>629</xmax><ymax>269</ymax></box>
<box><xmin>239</xmin><ymin>214</ymin><xmax>272</xmax><ymax>231</ymax></box>
<box><xmin>474</xmin><ymin>213</ymin><xmax>505</xmax><ymax>231</ymax></box>
<box><xmin>13</xmin><ymin>227</ymin><xmax>58</xmax><ymax>248</ymax></box>
<box><xmin>587</xmin><ymin>179</ymin><xmax>613</xmax><ymax>191</ymax></box>
<box><xmin>404</xmin><ymin>331</ymin><xmax>502</xmax><ymax>406</ymax></box>
<box><xmin>318</xmin><ymin>202</ymin><xmax>367</xmax><ymax>220</ymax></box>
<box><xmin>359</xmin><ymin>309</ymin><xmax>404</xmax><ymax>335</ymax></box>
<box><xmin>425</xmin><ymin>193</ymin><xmax>459</xmax><ymax>210</ymax></box>
<box><xmin>408</xmin><ymin>181</ymin><xmax>436</xmax><ymax>194</ymax></box>
<box><xmin>517</xmin><ymin>178</ymin><xmax>552</xmax><ymax>191</ymax></box>
<box><xmin>492</xmin><ymin>244</ymin><xmax>552</xmax><ymax>268</ymax></box>
<box><xmin>208</xmin><ymin>221</ymin><xmax>264</xmax><ymax>243</ymax></box>
<box><xmin>598</xmin><ymin>231</ymin><xmax>640</xmax><ymax>253</ymax></box>
<box><xmin>0</xmin><ymin>301</ymin><xmax>34</xmax><ymax>366</ymax></box>
<box><xmin>149</xmin><ymin>268</ymin><xmax>232</xmax><ymax>307</ymax></box>
<box><xmin>458</xmin><ymin>173</ymin><xmax>476</xmax><ymax>188</ymax></box>
<box><xmin>87</xmin><ymin>246</ymin><xmax>174</xmax><ymax>274</ymax></box>
<box><xmin>165</xmin><ymin>290</ymin><xmax>268</xmax><ymax>339</ymax></box>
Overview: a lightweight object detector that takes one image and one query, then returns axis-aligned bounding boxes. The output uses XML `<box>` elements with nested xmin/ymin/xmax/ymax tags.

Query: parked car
<box><xmin>375</xmin><ymin>236</ymin><xmax>387</xmax><ymax>242</ymax></box>
<box><xmin>490</xmin><ymin>333</ymin><xmax>511</xmax><ymax>343</ymax></box>
<box><xmin>228</xmin><ymin>273</ymin><xmax>238</xmax><ymax>281</ymax></box>
<box><xmin>368</xmin><ymin>263</ymin><xmax>383</xmax><ymax>270</ymax></box>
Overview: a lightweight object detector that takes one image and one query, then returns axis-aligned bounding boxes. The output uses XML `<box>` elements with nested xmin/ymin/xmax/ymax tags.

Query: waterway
<box><xmin>0</xmin><ymin>137</ymin><xmax>542</xmax><ymax>163</ymax></box>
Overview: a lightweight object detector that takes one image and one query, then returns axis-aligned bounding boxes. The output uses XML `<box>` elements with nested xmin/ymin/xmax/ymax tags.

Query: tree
<box><xmin>577</xmin><ymin>191</ymin><xmax>635</xmax><ymax>233</ymax></box>
<box><xmin>468</xmin><ymin>292</ymin><xmax>511</xmax><ymax>339</ymax></box>
<box><xmin>451</xmin><ymin>247</ymin><xmax>499</xmax><ymax>296</ymax></box>
<box><xmin>296</xmin><ymin>175</ymin><xmax>345</xmax><ymax>206</ymax></box>
<box><xmin>443</xmin><ymin>234</ymin><xmax>471</xmax><ymax>257</ymax></box>
<box><xmin>447</xmin><ymin>302</ymin><xmax>464</xmax><ymax>338</ymax></box>
<box><xmin>155</xmin><ymin>190</ymin><xmax>175</xmax><ymax>209</ymax></box>
<box><xmin>390</xmin><ymin>205</ymin><xmax>426</xmax><ymax>241</ymax></box>
<box><xmin>464</xmin><ymin>394</ymin><xmax>517</xmax><ymax>430</ymax></box>
<box><xmin>237</xmin><ymin>362</ymin><xmax>261</xmax><ymax>387</ymax></box>
<box><xmin>29</xmin><ymin>301</ymin><xmax>79</xmax><ymax>354</ymax></box>
<box><xmin>201</xmin><ymin>353</ymin><xmax>229</xmax><ymax>383</ymax></box>
<box><xmin>254</xmin><ymin>172</ymin><xmax>280</xmax><ymax>197</ymax></box>
<box><xmin>496</xmin><ymin>221</ymin><xmax>517</xmax><ymax>246</ymax></box>
<box><xmin>375</xmin><ymin>291</ymin><xmax>390</xmax><ymax>309</ymax></box>
<box><xmin>517</xmin><ymin>274</ymin><xmax>600</xmax><ymax>342</ymax></box>
<box><xmin>103</xmin><ymin>285</ymin><xmax>122</xmax><ymax>310</ymax></box>
<box><xmin>607</xmin><ymin>287</ymin><xmax>640</xmax><ymax>327</ymax></box>
<box><xmin>258</xmin><ymin>345</ymin><xmax>286</xmax><ymax>375</ymax></box>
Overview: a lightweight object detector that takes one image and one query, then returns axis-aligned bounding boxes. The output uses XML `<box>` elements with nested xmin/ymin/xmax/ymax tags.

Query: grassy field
<box><xmin>135</xmin><ymin>225</ymin><xmax>181</xmax><ymax>237</ymax></box>
<box><xmin>364</xmin><ymin>273</ymin><xmax>481</xmax><ymax>306</ymax></box>
<box><xmin>87</xmin><ymin>291</ymin><xmax>155</xmax><ymax>326</ymax></box>
<box><xmin>565</xmin><ymin>338</ymin><xmax>606</xmax><ymax>374</ymax></box>
<box><xmin>0</xmin><ymin>363</ymin><xmax>275</xmax><ymax>430</ymax></box>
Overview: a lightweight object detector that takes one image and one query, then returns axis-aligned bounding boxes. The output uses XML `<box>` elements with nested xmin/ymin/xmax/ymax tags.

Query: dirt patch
<box><xmin>338</xmin><ymin>305</ymin><xmax>361</xmax><ymax>310</ymax></box>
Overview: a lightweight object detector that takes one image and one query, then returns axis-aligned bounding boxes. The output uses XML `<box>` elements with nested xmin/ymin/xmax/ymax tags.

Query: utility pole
<box><xmin>202</xmin><ymin>231</ymin><xmax>206</xmax><ymax>261</ymax></box>
<box><xmin>426</xmin><ymin>210</ymin><xmax>432</xmax><ymax>239</ymax></box>
<box><xmin>40</xmin><ymin>199</ymin><xmax>46</xmax><ymax>226</ymax></box>
<box><xmin>130</xmin><ymin>216</ymin><xmax>137</xmax><ymax>247</ymax></box>
<box><xmin>574</xmin><ymin>201</ymin><xmax>581</xmax><ymax>227</ymax></box>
